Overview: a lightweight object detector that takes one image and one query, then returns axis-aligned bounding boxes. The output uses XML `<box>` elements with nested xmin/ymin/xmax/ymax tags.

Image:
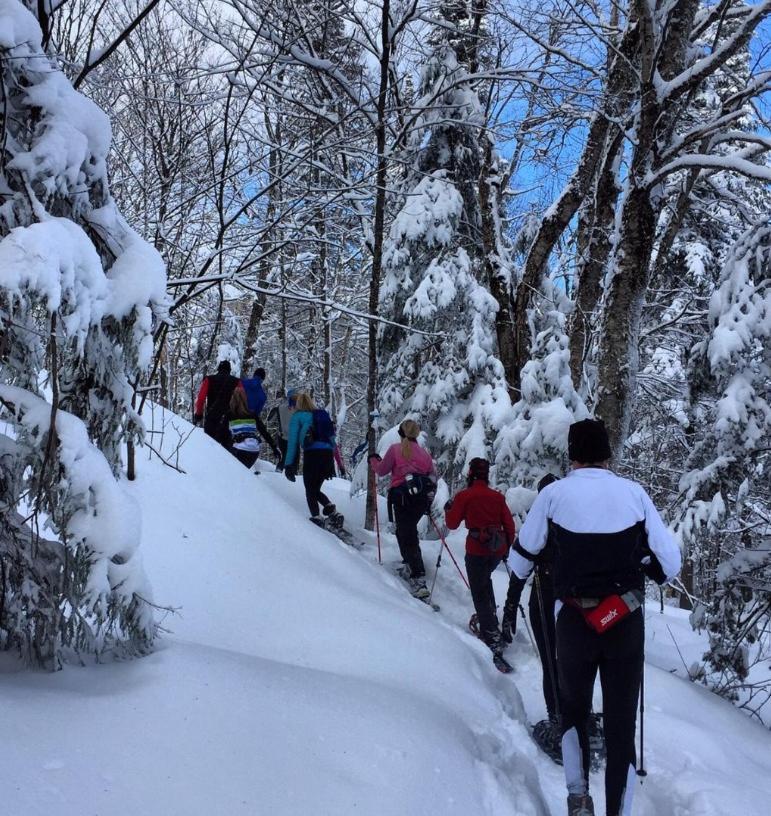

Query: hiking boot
<box><xmin>409</xmin><ymin>577</ymin><xmax>430</xmax><ymax>599</ymax></box>
<box><xmin>567</xmin><ymin>793</ymin><xmax>595</xmax><ymax>816</ymax></box>
<box><xmin>533</xmin><ymin>718</ymin><xmax>562</xmax><ymax>764</ymax></box>
<box><xmin>322</xmin><ymin>504</ymin><xmax>344</xmax><ymax>529</ymax></box>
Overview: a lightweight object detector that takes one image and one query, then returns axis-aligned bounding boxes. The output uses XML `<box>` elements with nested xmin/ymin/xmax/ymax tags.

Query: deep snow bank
<box><xmin>1</xmin><ymin>405</ymin><xmax>769</xmax><ymax>816</ymax></box>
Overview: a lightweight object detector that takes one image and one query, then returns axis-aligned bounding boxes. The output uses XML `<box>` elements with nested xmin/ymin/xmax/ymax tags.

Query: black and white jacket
<box><xmin>512</xmin><ymin>468</ymin><xmax>681</xmax><ymax>598</ymax></box>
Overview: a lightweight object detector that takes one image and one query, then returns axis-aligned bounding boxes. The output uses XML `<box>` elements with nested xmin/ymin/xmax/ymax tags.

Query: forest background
<box><xmin>0</xmin><ymin>0</ymin><xmax>769</xmax><ymax>724</ymax></box>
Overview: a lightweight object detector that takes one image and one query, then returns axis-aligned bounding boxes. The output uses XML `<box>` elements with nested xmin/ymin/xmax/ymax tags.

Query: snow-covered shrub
<box><xmin>0</xmin><ymin>1</ymin><xmax>166</xmax><ymax>666</ymax></box>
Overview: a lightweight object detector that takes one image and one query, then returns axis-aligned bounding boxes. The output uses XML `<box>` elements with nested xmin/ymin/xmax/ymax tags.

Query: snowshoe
<box><xmin>532</xmin><ymin>718</ymin><xmax>563</xmax><ymax>765</ymax></box>
<box><xmin>310</xmin><ymin>515</ymin><xmax>362</xmax><ymax>549</ymax></box>
<box><xmin>587</xmin><ymin>712</ymin><xmax>605</xmax><ymax>771</ymax></box>
<box><xmin>567</xmin><ymin>793</ymin><xmax>595</xmax><ymax>816</ymax></box>
<box><xmin>392</xmin><ymin>566</ymin><xmax>439</xmax><ymax>610</ymax></box>
<box><xmin>322</xmin><ymin>504</ymin><xmax>344</xmax><ymax>529</ymax></box>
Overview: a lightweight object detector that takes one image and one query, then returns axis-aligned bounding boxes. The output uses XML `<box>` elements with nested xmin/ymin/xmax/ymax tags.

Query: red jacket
<box><xmin>445</xmin><ymin>480</ymin><xmax>516</xmax><ymax>558</ymax></box>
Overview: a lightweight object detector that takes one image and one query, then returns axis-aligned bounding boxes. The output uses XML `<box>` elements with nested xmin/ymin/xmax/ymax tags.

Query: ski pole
<box><xmin>428</xmin><ymin>535</ymin><xmax>443</xmax><ymax>602</ymax></box>
<box><xmin>428</xmin><ymin>514</ymin><xmax>470</xmax><ymax>590</ymax></box>
<box><xmin>371</xmin><ymin>469</ymin><xmax>382</xmax><ymax>565</ymax></box>
<box><xmin>638</xmin><ymin>597</ymin><xmax>647</xmax><ymax>778</ymax></box>
<box><xmin>534</xmin><ymin>570</ymin><xmax>561</xmax><ymax>722</ymax></box>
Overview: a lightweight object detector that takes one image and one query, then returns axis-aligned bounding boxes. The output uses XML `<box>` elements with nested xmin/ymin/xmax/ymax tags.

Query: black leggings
<box><xmin>466</xmin><ymin>554</ymin><xmax>501</xmax><ymax>642</ymax></box>
<box><xmin>529</xmin><ymin>572</ymin><xmax>559</xmax><ymax>720</ymax></box>
<box><xmin>392</xmin><ymin>499</ymin><xmax>426</xmax><ymax>578</ymax></box>
<box><xmin>303</xmin><ymin>448</ymin><xmax>334</xmax><ymax>517</ymax></box>
<box><xmin>557</xmin><ymin>604</ymin><xmax>643</xmax><ymax>816</ymax></box>
<box><xmin>504</xmin><ymin>569</ymin><xmax>559</xmax><ymax>719</ymax></box>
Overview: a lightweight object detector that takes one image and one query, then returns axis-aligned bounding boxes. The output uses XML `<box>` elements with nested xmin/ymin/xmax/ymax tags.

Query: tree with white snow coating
<box><xmin>0</xmin><ymin>0</ymin><xmax>166</xmax><ymax>667</ymax></box>
<box><xmin>675</xmin><ymin>225</ymin><xmax>771</xmax><ymax>709</ymax></box>
<box><xmin>495</xmin><ymin>279</ymin><xmax>588</xmax><ymax>520</ymax></box>
<box><xmin>378</xmin><ymin>11</ymin><xmax>511</xmax><ymax>480</ymax></box>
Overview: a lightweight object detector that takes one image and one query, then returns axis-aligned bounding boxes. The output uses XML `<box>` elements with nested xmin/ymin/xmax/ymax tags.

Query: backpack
<box><xmin>242</xmin><ymin>378</ymin><xmax>267</xmax><ymax>415</ymax></box>
<box><xmin>304</xmin><ymin>409</ymin><xmax>335</xmax><ymax>447</ymax></box>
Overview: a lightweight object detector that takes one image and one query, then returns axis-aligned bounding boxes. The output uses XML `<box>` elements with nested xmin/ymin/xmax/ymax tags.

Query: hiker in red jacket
<box><xmin>445</xmin><ymin>458</ymin><xmax>516</xmax><ymax>661</ymax></box>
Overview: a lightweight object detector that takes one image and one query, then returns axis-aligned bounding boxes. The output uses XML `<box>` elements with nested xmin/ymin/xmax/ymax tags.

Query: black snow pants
<box><xmin>232</xmin><ymin>448</ymin><xmax>259</xmax><ymax>469</ymax></box>
<box><xmin>466</xmin><ymin>554</ymin><xmax>501</xmax><ymax>644</ymax></box>
<box><xmin>391</xmin><ymin>497</ymin><xmax>426</xmax><ymax>579</ymax></box>
<box><xmin>529</xmin><ymin>570</ymin><xmax>559</xmax><ymax>720</ymax></box>
<box><xmin>504</xmin><ymin>568</ymin><xmax>559</xmax><ymax>719</ymax></box>
<box><xmin>557</xmin><ymin>603</ymin><xmax>643</xmax><ymax>816</ymax></box>
<box><xmin>303</xmin><ymin>448</ymin><xmax>334</xmax><ymax>517</ymax></box>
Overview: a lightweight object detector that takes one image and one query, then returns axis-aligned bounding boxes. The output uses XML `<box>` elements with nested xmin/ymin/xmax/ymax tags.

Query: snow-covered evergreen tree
<box><xmin>676</xmin><ymin>224</ymin><xmax>770</xmax><ymax>704</ymax></box>
<box><xmin>495</xmin><ymin>279</ymin><xmax>588</xmax><ymax>519</ymax></box>
<box><xmin>0</xmin><ymin>0</ymin><xmax>166</xmax><ymax>666</ymax></box>
<box><xmin>378</xmin><ymin>15</ymin><xmax>510</xmax><ymax>479</ymax></box>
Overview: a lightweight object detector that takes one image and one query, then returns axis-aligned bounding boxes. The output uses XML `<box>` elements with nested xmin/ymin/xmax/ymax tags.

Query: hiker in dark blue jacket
<box><xmin>240</xmin><ymin>367</ymin><xmax>281</xmax><ymax>461</ymax></box>
<box><xmin>284</xmin><ymin>391</ymin><xmax>342</xmax><ymax>529</ymax></box>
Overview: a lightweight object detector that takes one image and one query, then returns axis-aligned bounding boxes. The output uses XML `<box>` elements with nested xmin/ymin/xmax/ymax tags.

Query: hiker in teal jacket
<box><xmin>284</xmin><ymin>392</ymin><xmax>341</xmax><ymax>528</ymax></box>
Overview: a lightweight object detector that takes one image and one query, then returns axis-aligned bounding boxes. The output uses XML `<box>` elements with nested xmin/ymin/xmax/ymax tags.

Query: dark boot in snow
<box><xmin>500</xmin><ymin>604</ymin><xmax>516</xmax><ymax>644</ymax></box>
<box><xmin>310</xmin><ymin>515</ymin><xmax>327</xmax><ymax>529</ymax></box>
<box><xmin>323</xmin><ymin>504</ymin><xmax>344</xmax><ymax>529</ymax></box>
<box><xmin>567</xmin><ymin>793</ymin><xmax>595</xmax><ymax>816</ymax></box>
<box><xmin>409</xmin><ymin>577</ymin><xmax>430</xmax><ymax>599</ymax></box>
<box><xmin>532</xmin><ymin>717</ymin><xmax>562</xmax><ymax>764</ymax></box>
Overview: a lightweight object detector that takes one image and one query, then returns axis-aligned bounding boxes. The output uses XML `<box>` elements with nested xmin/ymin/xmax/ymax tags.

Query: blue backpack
<box><xmin>241</xmin><ymin>377</ymin><xmax>267</xmax><ymax>415</ymax></box>
<box><xmin>304</xmin><ymin>409</ymin><xmax>335</xmax><ymax>447</ymax></box>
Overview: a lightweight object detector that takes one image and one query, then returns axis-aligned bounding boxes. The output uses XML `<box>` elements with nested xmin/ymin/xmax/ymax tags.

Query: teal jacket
<box><xmin>285</xmin><ymin>410</ymin><xmax>335</xmax><ymax>468</ymax></box>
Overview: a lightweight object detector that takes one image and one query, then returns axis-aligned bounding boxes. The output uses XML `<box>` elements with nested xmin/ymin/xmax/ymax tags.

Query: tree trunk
<box><xmin>569</xmin><ymin>129</ymin><xmax>624</xmax><ymax>388</ymax></box>
<box><xmin>365</xmin><ymin>0</ymin><xmax>392</xmax><ymax>532</ymax></box>
<box><xmin>479</xmin><ymin>142</ymin><xmax>517</xmax><ymax>400</ymax></box>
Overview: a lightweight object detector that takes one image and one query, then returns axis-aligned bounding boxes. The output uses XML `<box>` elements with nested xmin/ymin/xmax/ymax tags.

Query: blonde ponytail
<box><xmin>399</xmin><ymin>419</ymin><xmax>420</xmax><ymax>460</ymax></box>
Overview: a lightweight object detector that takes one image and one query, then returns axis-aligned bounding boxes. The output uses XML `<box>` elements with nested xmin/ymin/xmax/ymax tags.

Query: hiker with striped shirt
<box><xmin>228</xmin><ymin>388</ymin><xmax>262</xmax><ymax>469</ymax></box>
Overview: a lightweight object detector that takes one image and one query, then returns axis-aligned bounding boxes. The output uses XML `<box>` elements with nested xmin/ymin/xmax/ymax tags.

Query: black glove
<box><xmin>284</xmin><ymin>465</ymin><xmax>296</xmax><ymax>482</ymax></box>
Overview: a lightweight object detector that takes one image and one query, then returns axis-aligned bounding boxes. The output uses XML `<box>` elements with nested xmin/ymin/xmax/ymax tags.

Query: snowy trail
<box><xmin>1</xmin><ymin>407</ymin><xmax>769</xmax><ymax>815</ymax></box>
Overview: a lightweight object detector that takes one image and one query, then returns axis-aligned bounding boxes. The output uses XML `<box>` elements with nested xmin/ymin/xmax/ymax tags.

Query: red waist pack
<box><xmin>569</xmin><ymin>590</ymin><xmax>643</xmax><ymax>634</ymax></box>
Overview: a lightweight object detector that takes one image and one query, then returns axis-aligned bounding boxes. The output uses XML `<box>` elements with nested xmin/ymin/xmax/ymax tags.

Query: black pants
<box><xmin>557</xmin><ymin>604</ymin><xmax>643</xmax><ymax>816</ymax></box>
<box><xmin>232</xmin><ymin>448</ymin><xmax>259</xmax><ymax>469</ymax></box>
<box><xmin>204</xmin><ymin>414</ymin><xmax>230</xmax><ymax>448</ymax></box>
<box><xmin>466</xmin><ymin>554</ymin><xmax>501</xmax><ymax>642</ymax></box>
<box><xmin>392</xmin><ymin>498</ymin><xmax>426</xmax><ymax>578</ymax></box>
<box><xmin>303</xmin><ymin>448</ymin><xmax>334</xmax><ymax>517</ymax></box>
<box><xmin>529</xmin><ymin>572</ymin><xmax>559</xmax><ymax>720</ymax></box>
<box><xmin>504</xmin><ymin>568</ymin><xmax>559</xmax><ymax>719</ymax></box>
<box><xmin>277</xmin><ymin>437</ymin><xmax>288</xmax><ymax>463</ymax></box>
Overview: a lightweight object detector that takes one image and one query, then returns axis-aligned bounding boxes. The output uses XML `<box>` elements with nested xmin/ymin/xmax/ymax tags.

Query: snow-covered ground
<box><xmin>1</xmin><ymin>407</ymin><xmax>769</xmax><ymax>816</ymax></box>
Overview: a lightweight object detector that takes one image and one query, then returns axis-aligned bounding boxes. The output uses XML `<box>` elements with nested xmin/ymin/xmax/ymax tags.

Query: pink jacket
<box><xmin>372</xmin><ymin>441</ymin><xmax>436</xmax><ymax>488</ymax></box>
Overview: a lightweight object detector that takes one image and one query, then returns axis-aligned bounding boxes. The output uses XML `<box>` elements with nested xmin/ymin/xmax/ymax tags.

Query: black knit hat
<box><xmin>468</xmin><ymin>458</ymin><xmax>490</xmax><ymax>482</ymax></box>
<box><xmin>568</xmin><ymin>419</ymin><xmax>611</xmax><ymax>464</ymax></box>
<box><xmin>217</xmin><ymin>360</ymin><xmax>231</xmax><ymax>375</ymax></box>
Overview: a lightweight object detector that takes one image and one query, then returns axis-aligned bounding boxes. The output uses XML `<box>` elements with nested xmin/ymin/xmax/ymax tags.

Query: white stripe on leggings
<box><xmin>562</xmin><ymin>727</ymin><xmax>586</xmax><ymax>795</ymax></box>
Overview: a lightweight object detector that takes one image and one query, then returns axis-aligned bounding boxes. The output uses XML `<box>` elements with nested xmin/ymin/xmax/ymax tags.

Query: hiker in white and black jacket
<box><xmin>510</xmin><ymin>419</ymin><xmax>681</xmax><ymax>816</ymax></box>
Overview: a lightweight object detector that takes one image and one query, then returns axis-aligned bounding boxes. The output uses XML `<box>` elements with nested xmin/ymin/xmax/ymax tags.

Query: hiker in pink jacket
<box><xmin>370</xmin><ymin>419</ymin><xmax>437</xmax><ymax>598</ymax></box>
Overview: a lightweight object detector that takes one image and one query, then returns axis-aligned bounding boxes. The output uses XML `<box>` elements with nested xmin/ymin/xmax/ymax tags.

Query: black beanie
<box><xmin>217</xmin><ymin>360</ymin><xmax>231</xmax><ymax>375</ymax></box>
<box><xmin>568</xmin><ymin>419</ymin><xmax>611</xmax><ymax>464</ymax></box>
<box><xmin>468</xmin><ymin>458</ymin><xmax>490</xmax><ymax>482</ymax></box>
